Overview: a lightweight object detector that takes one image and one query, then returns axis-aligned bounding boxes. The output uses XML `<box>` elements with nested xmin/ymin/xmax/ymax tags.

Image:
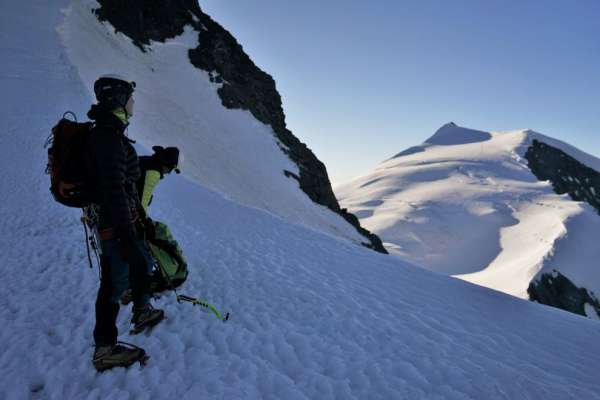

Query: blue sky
<box><xmin>201</xmin><ymin>0</ymin><xmax>600</xmax><ymax>185</ymax></box>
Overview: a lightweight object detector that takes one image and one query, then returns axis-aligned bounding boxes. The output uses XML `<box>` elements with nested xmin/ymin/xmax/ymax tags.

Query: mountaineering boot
<box><xmin>92</xmin><ymin>342</ymin><xmax>148</xmax><ymax>372</ymax></box>
<box><xmin>130</xmin><ymin>304</ymin><xmax>164</xmax><ymax>334</ymax></box>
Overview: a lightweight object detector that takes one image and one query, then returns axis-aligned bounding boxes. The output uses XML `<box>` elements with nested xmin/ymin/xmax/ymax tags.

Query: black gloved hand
<box><xmin>152</xmin><ymin>145</ymin><xmax>180</xmax><ymax>174</ymax></box>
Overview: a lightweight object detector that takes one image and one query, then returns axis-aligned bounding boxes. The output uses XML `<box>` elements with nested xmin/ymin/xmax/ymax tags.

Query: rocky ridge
<box><xmin>94</xmin><ymin>0</ymin><xmax>386</xmax><ymax>253</ymax></box>
<box><xmin>525</xmin><ymin>139</ymin><xmax>600</xmax><ymax>317</ymax></box>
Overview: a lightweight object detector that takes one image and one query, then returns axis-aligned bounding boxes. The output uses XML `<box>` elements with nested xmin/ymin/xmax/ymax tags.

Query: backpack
<box><xmin>45</xmin><ymin>112</ymin><xmax>94</xmax><ymax>208</ymax></box>
<box><xmin>147</xmin><ymin>220</ymin><xmax>189</xmax><ymax>292</ymax></box>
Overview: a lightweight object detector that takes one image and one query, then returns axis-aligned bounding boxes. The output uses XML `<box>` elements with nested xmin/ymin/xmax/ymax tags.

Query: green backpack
<box><xmin>148</xmin><ymin>220</ymin><xmax>189</xmax><ymax>292</ymax></box>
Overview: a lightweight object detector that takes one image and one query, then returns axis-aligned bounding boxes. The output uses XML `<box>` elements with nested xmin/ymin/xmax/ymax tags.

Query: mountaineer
<box><xmin>86</xmin><ymin>75</ymin><xmax>164</xmax><ymax>371</ymax></box>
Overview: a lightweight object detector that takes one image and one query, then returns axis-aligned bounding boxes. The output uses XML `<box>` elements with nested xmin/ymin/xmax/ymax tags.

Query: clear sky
<box><xmin>201</xmin><ymin>0</ymin><xmax>600</xmax><ymax>185</ymax></box>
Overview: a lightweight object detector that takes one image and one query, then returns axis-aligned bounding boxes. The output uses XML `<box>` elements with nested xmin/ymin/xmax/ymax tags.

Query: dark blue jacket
<box><xmin>86</xmin><ymin>105</ymin><xmax>141</xmax><ymax>240</ymax></box>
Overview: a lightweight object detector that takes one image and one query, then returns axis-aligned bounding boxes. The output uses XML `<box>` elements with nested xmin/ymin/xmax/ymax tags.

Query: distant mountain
<box><xmin>337</xmin><ymin>122</ymin><xmax>600</xmax><ymax>318</ymax></box>
<box><xmin>59</xmin><ymin>0</ymin><xmax>385</xmax><ymax>253</ymax></box>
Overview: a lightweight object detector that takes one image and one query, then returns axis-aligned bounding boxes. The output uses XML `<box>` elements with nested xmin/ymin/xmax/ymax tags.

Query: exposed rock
<box><xmin>528</xmin><ymin>271</ymin><xmax>600</xmax><ymax>318</ymax></box>
<box><xmin>94</xmin><ymin>0</ymin><xmax>199</xmax><ymax>46</ymax></box>
<box><xmin>525</xmin><ymin>139</ymin><xmax>600</xmax><ymax>317</ymax></box>
<box><xmin>525</xmin><ymin>139</ymin><xmax>600</xmax><ymax>213</ymax></box>
<box><xmin>94</xmin><ymin>0</ymin><xmax>386</xmax><ymax>253</ymax></box>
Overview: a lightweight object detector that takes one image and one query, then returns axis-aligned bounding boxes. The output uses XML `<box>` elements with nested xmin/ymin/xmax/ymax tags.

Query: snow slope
<box><xmin>336</xmin><ymin>123</ymin><xmax>600</xmax><ymax>302</ymax></box>
<box><xmin>58</xmin><ymin>0</ymin><xmax>367</xmax><ymax>247</ymax></box>
<box><xmin>1</xmin><ymin>3</ymin><xmax>600</xmax><ymax>400</ymax></box>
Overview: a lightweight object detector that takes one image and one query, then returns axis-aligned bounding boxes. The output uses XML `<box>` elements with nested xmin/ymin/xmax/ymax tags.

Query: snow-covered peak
<box><xmin>337</xmin><ymin>123</ymin><xmax>600</xmax><ymax>315</ymax></box>
<box><xmin>425</xmin><ymin>122</ymin><xmax>492</xmax><ymax>146</ymax></box>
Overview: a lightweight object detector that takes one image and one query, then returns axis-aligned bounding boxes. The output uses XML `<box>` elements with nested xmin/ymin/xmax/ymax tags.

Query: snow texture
<box><xmin>337</xmin><ymin>122</ymin><xmax>600</xmax><ymax>300</ymax></box>
<box><xmin>1</xmin><ymin>2</ymin><xmax>599</xmax><ymax>399</ymax></box>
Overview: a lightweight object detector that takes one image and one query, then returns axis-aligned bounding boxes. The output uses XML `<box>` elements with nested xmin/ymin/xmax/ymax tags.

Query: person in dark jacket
<box><xmin>86</xmin><ymin>75</ymin><xmax>164</xmax><ymax>371</ymax></box>
<box><xmin>137</xmin><ymin>146</ymin><xmax>181</xmax><ymax>212</ymax></box>
<box><xmin>117</xmin><ymin>145</ymin><xmax>184</xmax><ymax>303</ymax></box>
<box><xmin>137</xmin><ymin>146</ymin><xmax>189</xmax><ymax>292</ymax></box>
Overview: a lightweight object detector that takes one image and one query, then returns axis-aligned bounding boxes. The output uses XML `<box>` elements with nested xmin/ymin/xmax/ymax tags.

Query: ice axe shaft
<box><xmin>177</xmin><ymin>294</ymin><xmax>229</xmax><ymax>322</ymax></box>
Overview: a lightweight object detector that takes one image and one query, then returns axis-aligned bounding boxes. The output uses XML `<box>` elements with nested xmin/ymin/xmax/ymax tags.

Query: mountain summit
<box><xmin>425</xmin><ymin>122</ymin><xmax>492</xmax><ymax>146</ymax></box>
<box><xmin>337</xmin><ymin>123</ymin><xmax>600</xmax><ymax>318</ymax></box>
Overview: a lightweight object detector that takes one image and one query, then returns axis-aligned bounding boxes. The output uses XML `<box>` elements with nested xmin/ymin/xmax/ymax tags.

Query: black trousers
<box><xmin>93</xmin><ymin>239</ymin><xmax>153</xmax><ymax>347</ymax></box>
<box><xmin>93</xmin><ymin>255</ymin><xmax>120</xmax><ymax>347</ymax></box>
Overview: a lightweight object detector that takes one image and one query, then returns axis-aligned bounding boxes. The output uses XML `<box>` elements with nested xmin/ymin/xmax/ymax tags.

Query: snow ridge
<box><xmin>337</xmin><ymin>123</ymin><xmax>600</xmax><ymax>301</ymax></box>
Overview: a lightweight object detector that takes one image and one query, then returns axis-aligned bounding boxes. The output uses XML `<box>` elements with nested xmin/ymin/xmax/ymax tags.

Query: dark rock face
<box><xmin>525</xmin><ymin>139</ymin><xmax>600</xmax><ymax>213</ymax></box>
<box><xmin>94</xmin><ymin>0</ymin><xmax>386</xmax><ymax>253</ymax></box>
<box><xmin>94</xmin><ymin>0</ymin><xmax>197</xmax><ymax>46</ymax></box>
<box><xmin>528</xmin><ymin>271</ymin><xmax>600</xmax><ymax>318</ymax></box>
<box><xmin>524</xmin><ymin>138</ymin><xmax>600</xmax><ymax>317</ymax></box>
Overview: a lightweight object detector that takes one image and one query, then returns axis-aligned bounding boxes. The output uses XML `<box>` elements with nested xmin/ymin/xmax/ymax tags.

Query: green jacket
<box><xmin>141</xmin><ymin>170</ymin><xmax>161</xmax><ymax>212</ymax></box>
<box><xmin>137</xmin><ymin>155</ymin><xmax>165</xmax><ymax>213</ymax></box>
<box><xmin>137</xmin><ymin>155</ymin><xmax>188</xmax><ymax>290</ymax></box>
